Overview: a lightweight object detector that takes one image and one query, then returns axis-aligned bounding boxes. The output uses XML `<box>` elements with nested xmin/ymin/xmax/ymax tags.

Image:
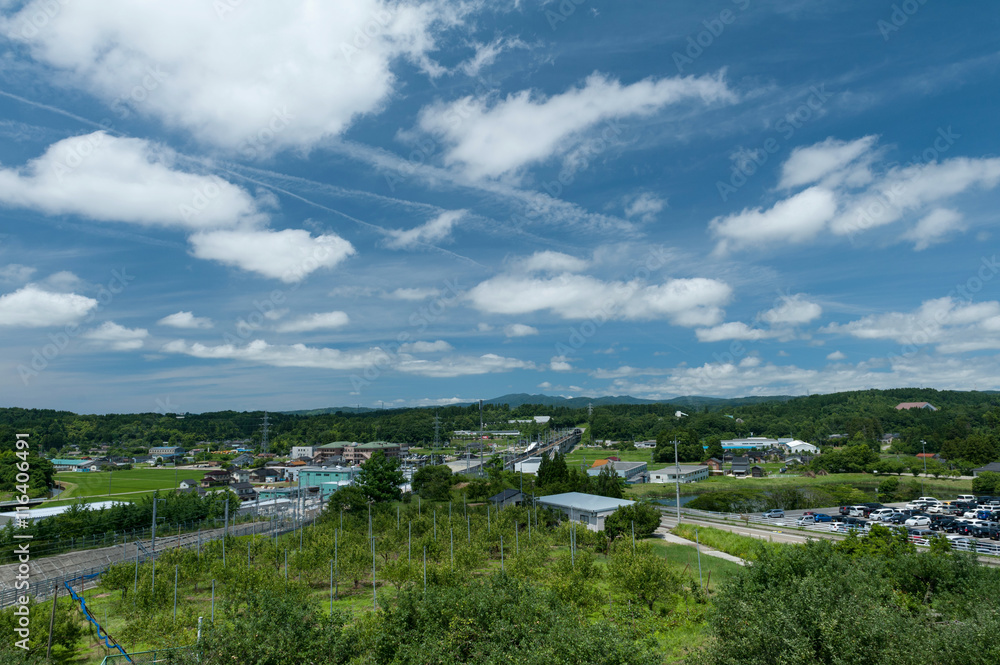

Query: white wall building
<box><xmin>785</xmin><ymin>440</ymin><xmax>819</xmax><ymax>454</ymax></box>
<box><xmin>514</xmin><ymin>456</ymin><xmax>543</xmax><ymax>474</ymax></box>
<box><xmin>650</xmin><ymin>465</ymin><xmax>709</xmax><ymax>484</ymax></box>
<box><xmin>291</xmin><ymin>445</ymin><xmax>317</xmax><ymax>460</ymax></box>
<box><xmin>536</xmin><ymin>492</ymin><xmax>636</xmax><ymax>532</ymax></box>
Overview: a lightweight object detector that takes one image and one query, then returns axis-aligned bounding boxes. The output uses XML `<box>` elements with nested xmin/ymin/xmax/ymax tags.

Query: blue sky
<box><xmin>1</xmin><ymin>0</ymin><xmax>999</xmax><ymax>413</ymax></box>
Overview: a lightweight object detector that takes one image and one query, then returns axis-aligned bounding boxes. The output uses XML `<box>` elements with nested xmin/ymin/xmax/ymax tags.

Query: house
<box><xmin>229</xmin><ymin>482</ymin><xmax>257</xmax><ymax>501</ymax></box>
<box><xmin>972</xmin><ymin>462</ymin><xmax>1000</xmax><ymax>476</ymax></box>
<box><xmin>231</xmin><ymin>453</ymin><xmax>254</xmax><ymax>468</ymax></box>
<box><xmin>915</xmin><ymin>452</ymin><xmax>937</xmax><ymax>460</ymax></box>
<box><xmin>230</xmin><ymin>469</ymin><xmax>251</xmax><ymax>484</ymax></box>
<box><xmin>178</xmin><ymin>479</ymin><xmax>199</xmax><ymax>490</ymax></box>
<box><xmin>895</xmin><ymin>402</ymin><xmax>938</xmax><ymax>411</ymax></box>
<box><xmin>705</xmin><ymin>458</ymin><xmax>724</xmax><ymax>473</ymax></box>
<box><xmin>133</xmin><ymin>456</ymin><xmax>154</xmax><ymax>465</ymax></box>
<box><xmin>649</xmin><ymin>465</ymin><xmax>709</xmax><ymax>483</ymax></box>
<box><xmin>249</xmin><ymin>467</ymin><xmax>279</xmax><ymax>483</ymax></box>
<box><xmin>488</xmin><ymin>489</ymin><xmax>525</xmax><ymax>509</ymax></box>
<box><xmin>634</xmin><ymin>440</ymin><xmax>657</xmax><ymax>449</ymax></box>
<box><xmin>200</xmin><ymin>470</ymin><xmax>231</xmax><ymax>488</ymax></box>
<box><xmin>314</xmin><ymin>442</ymin><xmax>351</xmax><ymax>465</ymax></box>
<box><xmin>750</xmin><ymin>465</ymin><xmax>765</xmax><ymax>478</ymax></box>
<box><xmin>586</xmin><ymin>461</ymin><xmax>647</xmax><ymax>483</ymax></box>
<box><xmin>730</xmin><ymin>456</ymin><xmax>750</xmax><ymax>477</ymax></box>
<box><xmin>535</xmin><ymin>492</ymin><xmax>635</xmax><ymax>532</ymax></box>
<box><xmin>298</xmin><ymin>465</ymin><xmax>362</xmax><ymax>498</ymax></box>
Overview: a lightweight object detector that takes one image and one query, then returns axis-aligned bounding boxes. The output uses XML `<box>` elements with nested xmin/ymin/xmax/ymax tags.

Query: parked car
<box><xmin>946</xmin><ymin>535</ymin><xmax>976</xmax><ymax>549</ymax></box>
<box><xmin>905</xmin><ymin>515</ymin><xmax>931</xmax><ymax>527</ymax></box>
<box><xmin>957</xmin><ymin>494</ymin><xmax>977</xmax><ymax>502</ymax></box>
<box><xmin>908</xmin><ymin>527</ymin><xmax>933</xmax><ymax>541</ymax></box>
<box><xmin>848</xmin><ymin>505</ymin><xmax>870</xmax><ymax>517</ymax></box>
<box><xmin>916</xmin><ymin>496</ymin><xmax>939</xmax><ymax>503</ymax></box>
<box><xmin>763</xmin><ymin>509</ymin><xmax>785</xmax><ymax>519</ymax></box>
<box><xmin>870</xmin><ymin>508</ymin><xmax>896</xmax><ymax>521</ymax></box>
<box><xmin>886</xmin><ymin>513</ymin><xmax>909</xmax><ymax>524</ymax></box>
<box><xmin>930</xmin><ymin>518</ymin><xmax>955</xmax><ymax>532</ymax></box>
<box><xmin>796</xmin><ymin>515</ymin><xmax>816</xmax><ymax>526</ymax></box>
<box><xmin>812</xmin><ymin>513</ymin><xmax>833</xmax><ymax>522</ymax></box>
<box><xmin>838</xmin><ymin>506</ymin><xmax>851</xmax><ymax>516</ymax></box>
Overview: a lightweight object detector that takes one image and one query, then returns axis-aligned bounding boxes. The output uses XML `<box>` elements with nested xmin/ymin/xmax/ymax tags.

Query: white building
<box><xmin>721</xmin><ymin>437</ymin><xmax>778</xmax><ymax>450</ymax></box>
<box><xmin>291</xmin><ymin>445</ymin><xmax>317</xmax><ymax>460</ymax></box>
<box><xmin>634</xmin><ymin>440</ymin><xmax>657</xmax><ymax>449</ymax></box>
<box><xmin>514</xmin><ymin>456</ymin><xmax>543</xmax><ymax>474</ymax></box>
<box><xmin>650</xmin><ymin>465</ymin><xmax>709</xmax><ymax>484</ymax></box>
<box><xmin>784</xmin><ymin>440</ymin><xmax>819</xmax><ymax>454</ymax></box>
<box><xmin>536</xmin><ymin>492</ymin><xmax>636</xmax><ymax>532</ymax></box>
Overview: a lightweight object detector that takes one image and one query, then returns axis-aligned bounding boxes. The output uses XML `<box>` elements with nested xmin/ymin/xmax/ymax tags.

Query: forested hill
<box><xmin>1</xmin><ymin>388</ymin><xmax>999</xmax><ymax>460</ymax></box>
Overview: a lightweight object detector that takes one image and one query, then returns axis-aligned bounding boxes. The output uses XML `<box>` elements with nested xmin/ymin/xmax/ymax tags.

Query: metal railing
<box><xmin>0</xmin><ymin>517</ymin><xmax>298</xmax><ymax>608</ymax></box>
<box><xmin>100</xmin><ymin>646</ymin><xmax>191</xmax><ymax>664</ymax></box>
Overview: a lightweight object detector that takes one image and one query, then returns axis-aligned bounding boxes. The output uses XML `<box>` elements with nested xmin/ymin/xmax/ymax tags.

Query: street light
<box><xmin>921</xmin><ymin>440</ymin><xmax>927</xmax><ymax>495</ymax></box>
<box><xmin>673</xmin><ymin>439</ymin><xmax>681</xmax><ymax>525</ymax></box>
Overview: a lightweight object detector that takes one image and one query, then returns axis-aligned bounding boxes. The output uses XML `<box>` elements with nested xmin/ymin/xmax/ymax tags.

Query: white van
<box><xmin>957</xmin><ymin>495</ymin><xmax>976</xmax><ymax>502</ymax></box>
<box><xmin>870</xmin><ymin>508</ymin><xmax>895</xmax><ymax>521</ymax></box>
<box><xmin>848</xmin><ymin>505</ymin><xmax>870</xmax><ymax>517</ymax></box>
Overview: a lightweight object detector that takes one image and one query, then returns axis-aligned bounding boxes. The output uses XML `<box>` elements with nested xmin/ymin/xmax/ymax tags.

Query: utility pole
<box><xmin>260</xmin><ymin>412</ymin><xmax>270</xmax><ymax>454</ymax></box>
<box><xmin>673</xmin><ymin>439</ymin><xmax>681</xmax><ymax>524</ymax></box>
<box><xmin>921</xmin><ymin>440</ymin><xmax>927</xmax><ymax>496</ymax></box>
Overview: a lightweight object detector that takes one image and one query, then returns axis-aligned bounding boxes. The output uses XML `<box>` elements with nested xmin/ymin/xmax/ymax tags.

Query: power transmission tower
<box><xmin>260</xmin><ymin>412</ymin><xmax>270</xmax><ymax>454</ymax></box>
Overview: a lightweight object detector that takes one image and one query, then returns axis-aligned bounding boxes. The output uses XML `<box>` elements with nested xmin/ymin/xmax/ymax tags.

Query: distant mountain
<box><xmin>483</xmin><ymin>393</ymin><xmax>797</xmax><ymax>409</ymax></box>
<box><xmin>280</xmin><ymin>393</ymin><xmax>798</xmax><ymax>415</ymax></box>
<box><xmin>281</xmin><ymin>406</ymin><xmax>379</xmax><ymax>416</ymax></box>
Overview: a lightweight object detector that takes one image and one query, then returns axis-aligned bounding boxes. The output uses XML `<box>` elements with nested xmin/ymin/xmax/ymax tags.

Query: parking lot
<box><xmin>702</xmin><ymin>500</ymin><xmax>1000</xmax><ymax>557</ymax></box>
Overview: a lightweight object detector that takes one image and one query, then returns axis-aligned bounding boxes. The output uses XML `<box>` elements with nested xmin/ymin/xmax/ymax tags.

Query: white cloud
<box><xmin>504</xmin><ymin>323</ymin><xmax>538</xmax><ymax>338</ymax></box>
<box><xmin>396</xmin><ymin>352</ymin><xmax>535</xmax><ymax>377</ymax></box>
<box><xmin>417</xmin><ymin>71</ymin><xmax>735</xmax><ymax>178</ymax></box>
<box><xmin>399</xmin><ymin>340</ymin><xmax>453</xmax><ymax>353</ymax></box>
<box><xmin>550</xmin><ymin>355</ymin><xmax>572</xmax><ymax>371</ymax></box>
<box><xmin>41</xmin><ymin>271</ymin><xmax>85</xmax><ymax>292</ymax></box>
<box><xmin>158</xmin><ymin>311</ymin><xmax>213</xmax><ymax>329</ymax></box>
<box><xmin>385</xmin><ymin>210</ymin><xmax>465</xmax><ymax>249</ymax></box>
<box><xmin>761</xmin><ymin>295</ymin><xmax>823</xmax><ymax>325</ymax></box>
<box><xmin>779</xmin><ymin>135</ymin><xmax>878</xmax><ymax>189</ymax></box>
<box><xmin>710</xmin><ymin>186</ymin><xmax>837</xmax><ymax>254</ymax></box>
<box><xmin>831</xmin><ymin>157</ymin><xmax>1000</xmax><ymax>238</ymax></box>
<box><xmin>821</xmin><ymin>297</ymin><xmax>1000</xmax><ymax>354</ymax></box>
<box><xmin>0</xmin><ymin>264</ymin><xmax>36</xmax><ymax>283</ymax></box>
<box><xmin>623</xmin><ymin>192</ymin><xmax>666</xmax><ymax>222</ymax></box>
<box><xmin>903</xmin><ymin>208</ymin><xmax>965</xmax><ymax>251</ymax></box>
<box><xmin>0</xmin><ymin>285</ymin><xmax>97</xmax><ymax>327</ymax></box>
<box><xmin>189</xmin><ymin>229</ymin><xmax>355</xmax><ymax>282</ymax></box>
<box><xmin>82</xmin><ymin>321</ymin><xmax>148</xmax><ymax>350</ymax></box>
<box><xmin>163</xmin><ymin>338</ymin><xmax>384</xmax><ymax>370</ymax></box>
<box><xmin>276</xmin><ymin>311</ymin><xmax>350</xmax><ymax>333</ymax></box>
<box><xmin>827</xmin><ymin>351</ymin><xmax>846</xmax><ymax>360</ymax></box>
<box><xmin>477</xmin><ymin>322</ymin><xmax>494</xmax><ymax>332</ymax></box>
<box><xmin>0</xmin><ymin>133</ymin><xmax>262</xmax><ymax>229</ymax></box>
<box><xmin>3</xmin><ymin>1</ymin><xmax>461</xmax><ymax>153</ymax></box>
<box><xmin>467</xmin><ymin>272</ymin><xmax>731</xmax><ymax>326</ymax></box>
<box><xmin>458</xmin><ymin>37</ymin><xmax>526</xmax><ymax>76</ymax></box>
<box><xmin>695</xmin><ymin>322</ymin><xmax>783</xmax><ymax>342</ymax></box>
<box><xmin>515</xmin><ymin>251</ymin><xmax>589</xmax><ymax>274</ymax></box>
<box><xmin>387</xmin><ymin>287</ymin><xmax>442</xmax><ymax>300</ymax></box>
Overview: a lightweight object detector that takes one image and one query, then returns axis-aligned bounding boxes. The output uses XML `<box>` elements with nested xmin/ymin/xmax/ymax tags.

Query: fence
<box><xmin>661</xmin><ymin>505</ymin><xmax>1000</xmax><ymax>558</ymax></box>
<box><xmin>0</xmin><ymin>517</ymin><xmax>299</xmax><ymax>608</ymax></box>
<box><xmin>100</xmin><ymin>646</ymin><xmax>192</xmax><ymax>664</ymax></box>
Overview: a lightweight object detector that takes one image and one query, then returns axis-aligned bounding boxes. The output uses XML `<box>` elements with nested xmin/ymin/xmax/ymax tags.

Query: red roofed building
<box><xmin>895</xmin><ymin>402</ymin><xmax>937</xmax><ymax>411</ymax></box>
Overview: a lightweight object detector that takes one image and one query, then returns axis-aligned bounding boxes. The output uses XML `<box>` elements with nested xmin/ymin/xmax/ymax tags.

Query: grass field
<box><xmin>51</xmin><ymin>468</ymin><xmax>208</xmax><ymax>504</ymax></box>
<box><xmin>624</xmin><ymin>471</ymin><xmax>973</xmax><ymax>500</ymax></box>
